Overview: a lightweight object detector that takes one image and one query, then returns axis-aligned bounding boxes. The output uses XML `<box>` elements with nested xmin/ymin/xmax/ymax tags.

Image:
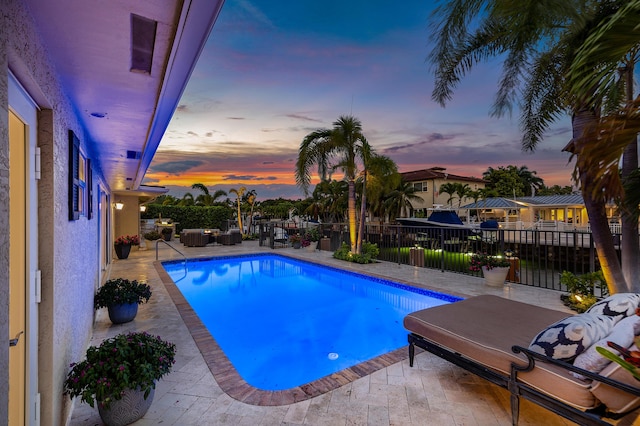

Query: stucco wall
<box><xmin>0</xmin><ymin>9</ymin><xmax>11</xmax><ymax>424</ymax></box>
<box><xmin>3</xmin><ymin>1</ymin><xmax>104</xmax><ymax>424</ymax></box>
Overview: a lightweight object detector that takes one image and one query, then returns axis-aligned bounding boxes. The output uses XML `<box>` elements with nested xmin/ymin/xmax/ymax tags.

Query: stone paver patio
<box><xmin>69</xmin><ymin>240</ymin><xmax>638</xmax><ymax>425</ymax></box>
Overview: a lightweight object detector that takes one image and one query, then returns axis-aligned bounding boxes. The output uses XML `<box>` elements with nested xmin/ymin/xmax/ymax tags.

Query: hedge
<box><xmin>141</xmin><ymin>205</ymin><xmax>233</xmax><ymax>232</ymax></box>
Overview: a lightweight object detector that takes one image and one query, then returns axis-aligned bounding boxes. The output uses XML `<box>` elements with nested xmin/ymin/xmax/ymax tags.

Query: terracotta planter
<box><xmin>482</xmin><ymin>266</ymin><xmax>509</xmax><ymax>287</ymax></box>
<box><xmin>97</xmin><ymin>387</ymin><xmax>155</xmax><ymax>426</ymax></box>
<box><xmin>114</xmin><ymin>244</ymin><xmax>131</xmax><ymax>260</ymax></box>
<box><xmin>107</xmin><ymin>303</ymin><xmax>139</xmax><ymax>324</ymax></box>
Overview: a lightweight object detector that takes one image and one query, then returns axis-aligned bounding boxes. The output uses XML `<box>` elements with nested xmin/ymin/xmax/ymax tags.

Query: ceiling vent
<box><xmin>130</xmin><ymin>14</ymin><xmax>157</xmax><ymax>74</ymax></box>
<box><xmin>126</xmin><ymin>150</ymin><xmax>142</xmax><ymax>159</ymax></box>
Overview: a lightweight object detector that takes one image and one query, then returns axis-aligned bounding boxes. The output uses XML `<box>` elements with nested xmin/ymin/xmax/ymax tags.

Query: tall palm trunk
<box><xmin>620</xmin><ymin>63</ymin><xmax>640</xmax><ymax>289</ymax></box>
<box><xmin>572</xmin><ymin>107</ymin><xmax>628</xmax><ymax>293</ymax></box>
<box><xmin>356</xmin><ymin>172</ymin><xmax>367</xmax><ymax>255</ymax></box>
<box><xmin>348</xmin><ymin>179</ymin><xmax>357</xmax><ymax>252</ymax></box>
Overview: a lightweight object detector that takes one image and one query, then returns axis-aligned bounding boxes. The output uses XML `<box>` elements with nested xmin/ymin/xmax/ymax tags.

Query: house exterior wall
<box><xmin>3</xmin><ymin>1</ymin><xmax>105</xmax><ymax>424</ymax></box>
<box><xmin>410</xmin><ymin>177</ymin><xmax>486</xmax><ymax>213</ymax></box>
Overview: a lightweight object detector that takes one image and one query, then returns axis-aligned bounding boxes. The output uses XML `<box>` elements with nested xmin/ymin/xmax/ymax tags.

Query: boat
<box><xmin>396</xmin><ymin>206</ymin><xmax>479</xmax><ymax>230</ymax></box>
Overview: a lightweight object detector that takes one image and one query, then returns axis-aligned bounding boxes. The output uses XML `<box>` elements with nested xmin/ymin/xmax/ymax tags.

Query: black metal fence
<box><xmin>260</xmin><ymin>221</ymin><xmax>611</xmax><ymax>295</ymax></box>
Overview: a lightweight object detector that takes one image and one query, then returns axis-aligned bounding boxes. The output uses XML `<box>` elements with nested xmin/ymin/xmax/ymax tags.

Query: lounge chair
<box><xmin>404</xmin><ymin>295</ymin><xmax>640</xmax><ymax>426</ymax></box>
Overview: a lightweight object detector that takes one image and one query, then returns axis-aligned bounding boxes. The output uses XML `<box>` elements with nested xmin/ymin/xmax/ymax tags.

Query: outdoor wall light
<box><xmin>114</xmin><ymin>200</ymin><xmax>124</xmax><ymax>210</ymax></box>
<box><xmin>139</xmin><ymin>205</ymin><xmax>147</xmax><ymax>212</ymax></box>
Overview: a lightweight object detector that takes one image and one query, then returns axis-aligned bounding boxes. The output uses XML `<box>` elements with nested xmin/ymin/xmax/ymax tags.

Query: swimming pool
<box><xmin>162</xmin><ymin>253</ymin><xmax>460</xmax><ymax>391</ymax></box>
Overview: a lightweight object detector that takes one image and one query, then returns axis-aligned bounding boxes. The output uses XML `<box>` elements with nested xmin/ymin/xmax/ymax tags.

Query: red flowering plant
<box><xmin>469</xmin><ymin>252</ymin><xmax>510</xmax><ymax>271</ymax></box>
<box><xmin>63</xmin><ymin>331</ymin><xmax>176</xmax><ymax>409</ymax></box>
<box><xmin>114</xmin><ymin>234</ymin><xmax>140</xmax><ymax>246</ymax></box>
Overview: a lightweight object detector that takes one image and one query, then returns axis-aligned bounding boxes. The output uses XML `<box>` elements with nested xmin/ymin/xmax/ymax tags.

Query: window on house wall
<box><xmin>69</xmin><ymin>130</ymin><xmax>93</xmax><ymax>220</ymax></box>
<box><xmin>413</xmin><ymin>182</ymin><xmax>426</xmax><ymax>192</ymax></box>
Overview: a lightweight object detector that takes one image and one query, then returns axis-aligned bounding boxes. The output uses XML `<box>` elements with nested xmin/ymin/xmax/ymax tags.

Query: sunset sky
<box><xmin>144</xmin><ymin>0</ymin><xmax>576</xmax><ymax>201</ymax></box>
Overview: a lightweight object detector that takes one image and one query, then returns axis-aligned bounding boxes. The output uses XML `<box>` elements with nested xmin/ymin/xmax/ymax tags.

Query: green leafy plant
<box><xmin>305</xmin><ymin>227</ymin><xmax>321</xmax><ymax>242</ymax></box>
<box><xmin>333</xmin><ymin>241</ymin><xmax>379</xmax><ymax>264</ymax></box>
<box><xmin>469</xmin><ymin>252</ymin><xmax>510</xmax><ymax>271</ymax></box>
<box><xmin>143</xmin><ymin>230</ymin><xmax>161</xmax><ymax>241</ymax></box>
<box><xmin>560</xmin><ymin>270</ymin><xmax>607</xmax><ymax>312</ymax></box>
<box><xmin>63</xmin><ymin>331</ymin><xmax>176</xmax><ymax>408</ymax></box>
<box><xmin>94</xmin><ymin>278</ymin><xmax>152</xmax><ymax>309</ymax></box>
<box><xmin>114</xmin><ymin>235</ymin><xmax>140</xmax><ymax>246</ymax></box>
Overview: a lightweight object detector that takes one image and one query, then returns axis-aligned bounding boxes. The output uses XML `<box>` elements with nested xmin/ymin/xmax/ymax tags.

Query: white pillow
<box><xmin>586</xmin><ymin>293</ymin><xmax>640</xmax><ymax>321</ymax></box>
<box><xmin>529</xmin><ymin>313</ymin><xmax>617</xmax><ymax>361</ymax></box>
<box><xmin>572</xmin><ymin>315</ymin><xmax>640</xmax><ymax>379</ymax></box>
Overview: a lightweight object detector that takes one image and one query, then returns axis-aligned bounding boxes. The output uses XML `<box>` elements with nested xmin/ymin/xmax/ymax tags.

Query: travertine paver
<box><xmin>68</xmin><ymin>240</ymin><xmax>637</xmax><ymax>425</ymax></box>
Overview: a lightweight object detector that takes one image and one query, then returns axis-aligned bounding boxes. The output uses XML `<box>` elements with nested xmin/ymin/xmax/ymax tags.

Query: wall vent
<box><xmin>126</xmin><ymin>150</ymin><xmax>142</xmax><ymax>159</ymax></box>
<box><xmin>130</xmin><ymin>14</ymin><xmax>157</xmax><ymax>74</ymax></box>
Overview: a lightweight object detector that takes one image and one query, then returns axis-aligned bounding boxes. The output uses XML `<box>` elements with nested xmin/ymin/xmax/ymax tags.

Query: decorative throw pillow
<box><xmin>586</xmin><ymin>293</ymin><xmax>640</xmax><ymax>321</ymax></box>
<box><xmin>529</xmin><ymin>313</ymin><xmax>617</xmax><ymax>361</ymax></box>
<box><xmin>572</xmin><ymin>315</ymin><xmax>640</xmax><ymax>379</ymax></box>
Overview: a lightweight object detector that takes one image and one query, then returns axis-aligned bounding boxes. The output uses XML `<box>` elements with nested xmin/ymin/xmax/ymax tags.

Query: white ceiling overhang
<box><xmin>21</xmin><ymin>0</ymin><xmax>224</xmax><ymax>193</ymax></box>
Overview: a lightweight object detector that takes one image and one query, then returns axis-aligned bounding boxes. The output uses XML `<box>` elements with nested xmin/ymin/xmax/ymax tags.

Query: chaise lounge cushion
<box><xmin>591</xmin><ymin>343</ymin><xmax>640</xmax><ymax>414</ymax></box>
<box><xmin>404</xmin><ymin>295</ymin><xmax>596</xmax><ymax>410</ymax></box>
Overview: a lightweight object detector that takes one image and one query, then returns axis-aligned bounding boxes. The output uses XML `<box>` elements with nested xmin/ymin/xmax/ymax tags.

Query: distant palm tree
<box><xmin>515</xmin><ymin>166</ymin><xmax>544</xmax><ymax>196</ymax></box>
<box><xmin>453</xmin><ymin>183</ymin><xmax>470</xmax><ymax>208</ymax></box>
<box><xmin>191</xmin><ymin>183</ymin><xmax>226</xmax><ymax>206</ymax></box>
<box><xmin>177</xmin><ymin>192</ymin><xmax>194</xmax><ymax>206</ymax></box>
<box><xmin>244</xmin><ymin>189</ymin><xmax>257</xmax><ymax>235</ymax></box>
<box><xmin>229</xmin><ymin>187</ymin><xmax>246</xmax><ymax>235</ymax></box>
<box><xmin>439</xmin><ymin>182</ymin><xmax>457</xmax><ymax>207</ymax></box>
<box><xmin>296</xmin><ymin>115</ymin><xmax>372</xmax><ymax>254</ymax></box>
<box><xmin>384</xmin><ymin>180</ymin><xmax>423</xmax><ymax>220</ymax></box>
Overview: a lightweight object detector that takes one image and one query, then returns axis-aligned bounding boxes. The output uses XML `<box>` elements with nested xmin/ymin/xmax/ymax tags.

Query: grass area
<box><xmin>379</xmin><ymin>246</ymin><xmax>476</xmax><ymax>274</ymax></box>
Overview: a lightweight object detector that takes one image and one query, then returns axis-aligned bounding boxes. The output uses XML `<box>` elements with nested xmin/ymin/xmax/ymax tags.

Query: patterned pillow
<box><xmin>529</xmin><ymin>313</ymin><xmax>617</xmax><ymax>361</ymax></box>
<box><xmin>586</xmin><ymin>293</ymin><xmax>640</xmax><ymax>320</ymax></box>
<box><xmin>572</xmin><ymin>315</ymin><xmax>640</xmax><ymax>378</ymax></box>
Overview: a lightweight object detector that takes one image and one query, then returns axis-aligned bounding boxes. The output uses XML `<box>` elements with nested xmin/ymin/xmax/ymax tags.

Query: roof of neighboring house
<box><xmin>460</xmin><ymin>197</ymin><xmax>521</xmax><ymax>210</ymax></box>
<box><xmin>460</xmin><ymin>194</ymin><xmax>608</xmax><ymax>210</ymax></box>
<box><xmin>513</xmin><ymin>194</ymin><xmax>585</xmax><ymax>206</ymax></box>
<box><xmin>22</xmin><ymin>0</ymin><xmax>224</xmax><ymax>195</ymax></box>
<box><xmin>401</xmin><ymin>167</ymin><xmax>486</xmax><ymax>184</ymax></box>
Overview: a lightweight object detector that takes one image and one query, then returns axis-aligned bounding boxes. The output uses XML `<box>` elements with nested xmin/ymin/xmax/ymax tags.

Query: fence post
<box><xmin>397</xmin><ymin>226</ymin><xmax>401</xmax><ymax>265</ymax></box>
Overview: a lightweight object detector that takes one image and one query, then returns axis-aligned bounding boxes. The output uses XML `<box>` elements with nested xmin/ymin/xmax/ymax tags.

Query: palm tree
<box><xmin>384</xmin><ymin>180</ymin><xmax>423</xmax><ymax>220</ymax></box>
<box><xmin>296</xmin><ymin>115</ymin><xmax>372</xmax><ymax>254</ymax></box>
<box><xmin>312</xmin><ymin>180</ymin><xmax>348</xmax><ymax>223</ymax></box>
<box><xmin>429</xmin><ymin>0</ymin><xmax>636</xmax><ymax>292</ymax></box>
<box><xmin>515</xmin><ymin>166</ymin><xmax>544</xmax><ymax>196</ymax></box>
<box><xmin>177</xmin><ymin>192</ymin><xmax>194</xmax><ymax>206</ymax></box>
<box><xmin>439</xmin><ymin>182</ymin><xmax>457</xmax><ymax>207</ymax></box>
<box><xmin>356</xmin><ymin>154</ymin><xmax>399</xmax><ymax>249</ymax></box>
<box><xmin>453</xmin><ymin>183</ymin><xmax>470</xmax><ymax>208</ymax></box>
<box><xmin>244</xmin><ymin>190</ymin><xmax>257</xmax><ymax>235</ymax></box>
<box><xmin>191</xmin><ymin>183</ymin><xmax>227</xmax><ymax>206</ymax></box>
<box><xmin>229</xmin><ymin>187</ymin><xmax>246</xmax><ymax>235</ymax></box>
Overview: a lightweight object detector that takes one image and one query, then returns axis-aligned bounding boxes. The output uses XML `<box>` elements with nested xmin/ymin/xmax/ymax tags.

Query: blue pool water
<box><xmin>162</xmin><ymin>254</ymin><xmax>460</xmax><ymax>390</ymax></box>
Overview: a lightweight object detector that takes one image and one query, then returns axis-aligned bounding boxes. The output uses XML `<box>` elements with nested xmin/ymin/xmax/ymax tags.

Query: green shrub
<box><xmin>94</xmin><ymin>278</ymin><xmax>152</xmax><ymax>309</ymax></box>
<box><xmin>143</xmin><ymin>230</ymin><xmax>161</xmax><ymax>241</ymax></box>
<box><xmin>560</xmin><ymin>270</ymin><xmax>608</xmax><ymax>312</ymax></box>
<box><xmin>333</xmin><ymin>241</ymin><xmax>379</xmax><ymax>264</ymax></box>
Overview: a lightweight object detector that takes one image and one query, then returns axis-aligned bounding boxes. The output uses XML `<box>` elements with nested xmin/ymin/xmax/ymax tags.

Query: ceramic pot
<box><xmin>482</xmin><ymin>266</ymin><xmax>509</xmax><ymax>287</ymax></box>
<box><xmin>114</xmin><ymin>244</ymin><xmax>131</xmax><ymax>260</ymax></box>
<box><xmin>107</xmin><ymin>303</ymin><xmax>139</xmax><ymax>324</ymax></box>
<box><xmin>292</xmin><ymin>242</ymin><xmax>301</xmax><ymax>249</ymax></box>
<box><xmin>98</xmin><ymin>387</ymin><xmax>155</xmax><ymax>426</ymax></box>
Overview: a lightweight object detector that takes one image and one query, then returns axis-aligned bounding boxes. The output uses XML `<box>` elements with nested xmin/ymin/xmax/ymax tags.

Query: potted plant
<box><xmin>469</xmin><ymin>252</ymin><xmax>511</xmax><ymax>287</ymax></box>
<box><xmin>160</xmin><ymin>227</ymin><xmax>173</xmax><ymax>241</ymax></box>
<box><xmin>143</xmin><ymin>230</ymin><xmax>161</xmax><ymax>242</ymax></box>
<box><xmin>113</xmin><ymin>235</ymin><xmax>140</xmax><ymax>260</ymax></box>
<box><xmin>94</xmin><ymin>278</ymin><xmax>152</xmax><ymax>324</ymax></box>
<box><xmin>64</xmin><ymin>331</ymin><xmax>176</xmax><ymax>426</ymax></box>
<box><xmin>289</xmin><ymin>233</ymin><xmax>303</xmax><ymax>249</ymax></box>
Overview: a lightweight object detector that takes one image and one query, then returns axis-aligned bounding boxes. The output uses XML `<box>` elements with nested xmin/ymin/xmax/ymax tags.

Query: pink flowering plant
<box><xmin>469</xmin><ymin>252</ymin><xmax>510</xmax><ymax>271</ymax></box>
<box><xmin>114</xmin><ymin>234</ymin><xmax>140</xmax><ymax>246</ymax></box>
<box><xmin>93</xmin><ymin>278</ymin><xmax>151</xmax><ymax>309</ymax></box>
<box><xmin>63</xmin><ymin>331</ymin><xmax>176</xmax><ymax>409</ymax></box>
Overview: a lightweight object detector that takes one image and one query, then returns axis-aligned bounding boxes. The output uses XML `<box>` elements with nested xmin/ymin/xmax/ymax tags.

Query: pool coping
<box><xmin>154</xmin><ymin>252</ymin><xmax>460</xmax><ymax>406</ymax></box>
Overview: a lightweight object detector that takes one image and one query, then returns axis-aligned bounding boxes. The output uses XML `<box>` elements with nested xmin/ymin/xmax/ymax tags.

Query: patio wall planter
<box><xmin>114</xmin><ymin>244</ymin><xmax>131</xmax><ymax>260</ymax></box>
<box><xmin>482</xmin><ymin>266</ymin><xmax>509</xmax><ymax>287</ymax></box>
<box><xmin>97</xmin><ymin>387</ymin><xmax>155</xmax><ymax>426</ymax></box>
<box><xmin>107</xmin><ymin>303</ymin><xmax>139</xmax><ymax>324</ymax></box>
